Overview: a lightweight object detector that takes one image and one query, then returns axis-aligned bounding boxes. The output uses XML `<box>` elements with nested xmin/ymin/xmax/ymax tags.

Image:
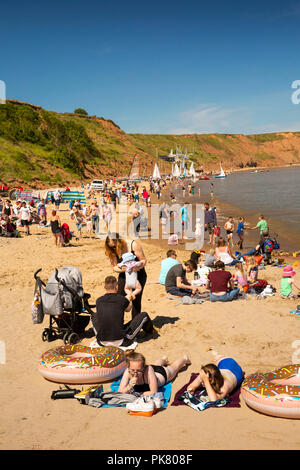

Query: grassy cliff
<box><xmin>1</xmin><ymin>100</ymin><xmax>300</xmax><ymax>187</ymax></box>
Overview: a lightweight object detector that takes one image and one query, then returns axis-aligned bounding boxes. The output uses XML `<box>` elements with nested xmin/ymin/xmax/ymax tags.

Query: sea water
<box><xmin>170</xmin><ymin>166</ymin><xmax>300</xmax><ymax>251</ymax></box>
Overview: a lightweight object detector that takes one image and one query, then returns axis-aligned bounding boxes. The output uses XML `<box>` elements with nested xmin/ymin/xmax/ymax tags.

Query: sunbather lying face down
<box><xmin>187</xmin><ymin>352</ymin><xmax>243</xmax><ymax>401</ymax></box>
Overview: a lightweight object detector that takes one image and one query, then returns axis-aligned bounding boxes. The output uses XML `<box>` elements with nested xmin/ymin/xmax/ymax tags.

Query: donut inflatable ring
<box><xmin>38</xmin><ymin>345</ymin><xmax>127</xmax><ymax>384</ymax></box>
<box><xmin>241</xmin><ymin>364</ymin><xmax>300</xmax><ymax>419</ymax></box>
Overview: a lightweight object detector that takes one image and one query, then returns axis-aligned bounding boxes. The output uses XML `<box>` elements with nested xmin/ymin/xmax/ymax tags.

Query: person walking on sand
<box><xmin>50</xmin><ymin>210</ymin><xmax>61</xmax><ymax>247</ymax></box>
<box><xmin>250</xmin><ymin>214</ymin><xmax>269</xmax><ymax>239</ymax></box>
<box><xmin>236</xmin><ymin>216</ymin><xmax>245</xmax><ymax>250</ymax></box>
<box><xmin>224</xmin><ymin>216</ymin><xmax>235</xmax><ymax>249</ymax></box>
<box><xmin>204</xmin><ymin>202</ymin><xmax>217</xmax><ymax>245</ymax></box>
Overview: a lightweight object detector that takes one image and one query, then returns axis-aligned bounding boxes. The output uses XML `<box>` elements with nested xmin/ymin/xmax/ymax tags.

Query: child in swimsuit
<box><xmin>118</xmin><ymin>351</ymin><xmax>191</xmax><ymax>397</ymax></box>
<box><xmin>224</xmin><ymin>217</ymin><xmax>235</xmax><ymax>248</ymax></box>
<box><xmin>187</xmin><ymin>351</ymin><xmax>243</xmax><ymax>400</ymax></box>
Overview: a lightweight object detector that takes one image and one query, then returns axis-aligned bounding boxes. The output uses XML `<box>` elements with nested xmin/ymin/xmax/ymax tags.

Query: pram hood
<box><xmin>41</xmin><ymin>266</ymin><xmax>84</xmax><ymax>315</ymax></box>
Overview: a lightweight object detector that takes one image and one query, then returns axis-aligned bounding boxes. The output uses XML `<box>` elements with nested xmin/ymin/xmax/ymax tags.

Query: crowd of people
<box><xmin>2</xmin><ymin>173</ymin><xmax>298</xmax><ymax>414</ymax></box>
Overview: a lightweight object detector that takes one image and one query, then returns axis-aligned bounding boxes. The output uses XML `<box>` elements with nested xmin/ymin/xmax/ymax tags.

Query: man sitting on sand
<box><xmin>165</xmin><ymin>259</ymin><xmax>199</xmax><ymax>297</ymax></box>
<box><xmin>206</xmin><ymin>260</ymin><xmax>240</xmax><ymax>302</ymax></box>
<box><xmin>92</xmin><ymin>276</ymin><xmax>154</xmax><ymax>347</ymax></box>
<box><xmin>159</xmin><ymin>250</ymin><xmax>180</xmax><ymax>285</ymax></box>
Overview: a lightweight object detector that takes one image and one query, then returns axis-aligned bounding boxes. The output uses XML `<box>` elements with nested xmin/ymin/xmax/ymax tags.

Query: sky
<box><xmin>1</xmin><ymin>0</ymin><xmax>300</xmax><ymax>134</ymax></box>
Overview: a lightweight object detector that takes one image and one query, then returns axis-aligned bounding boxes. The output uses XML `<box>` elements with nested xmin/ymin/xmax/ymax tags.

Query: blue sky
<box><xmin>1</xmin><ymin>0</ymin><xmax>300</xmax><ymax>134</ymax></box>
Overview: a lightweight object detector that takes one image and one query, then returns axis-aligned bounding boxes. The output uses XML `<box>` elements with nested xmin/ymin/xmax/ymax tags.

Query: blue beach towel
<box><xmin>100</xmin><ymin>378</ymin><xmax>172</xmax><ymax>408</ymax></box>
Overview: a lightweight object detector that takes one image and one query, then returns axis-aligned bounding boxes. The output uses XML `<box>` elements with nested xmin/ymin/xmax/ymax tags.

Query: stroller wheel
<box><xmin>63</xmin><ymin>332</ymin><xmax>71</xmax><ymax>344</ymax></box>
<box><xmin>42</xmin><ymin>329</ymin><xmax>50</xmax><ymax>342</ymax></box>
<box><xmin>68</xmin><ymin>333</ymin><xmax>80</xmax><ymax>345</ymax></box>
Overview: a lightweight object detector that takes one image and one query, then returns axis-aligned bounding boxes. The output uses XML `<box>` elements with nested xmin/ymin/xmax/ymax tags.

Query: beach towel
<box><xmin>99</xmin><ymin>378</ymin><xmax>172</xmax><ymax>408</ymax></box>
<box><xmin>171</xmin><ymin>373</ymin><xmax>242</xmax><ymax>408</ymax></box>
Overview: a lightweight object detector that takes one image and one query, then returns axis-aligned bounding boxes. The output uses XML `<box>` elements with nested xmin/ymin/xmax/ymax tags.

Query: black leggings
<box><xmin>118</xmin><ymin>268</ymin><xmax>147</xmax><ymax>319</ymax></box>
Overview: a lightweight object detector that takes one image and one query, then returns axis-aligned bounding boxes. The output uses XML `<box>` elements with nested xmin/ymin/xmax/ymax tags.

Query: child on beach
<box><xmin>187</xmin><ymin>351</ymin><xmax>243</xmax><ymax>400</ymax></box>
<box><xmin>236</xmin><ymin>216</ymin><xmax>245</xmax><ymax>250</ymax></box>
<box><xmin>232</xmin><ymin>262</ymin><xmax>249</xmax><ymax>292</ymax></box>
<box><xmin>245</xmin><ymin>256</ymin><xmax>258</xmax><ymax>284</ymax></box>
<box><xmin>280</xmin><ymin>266</ymin><xmax>300</xmax><ymax>299</ymax></box>
<box><xmin>117</xmin><ymin>252</ymin><xmax>142</xmax><ymax>300</ymax></box>
<box><xmin>204</xmin><ymin>249</ymin><xmax>217</xmax><ymax>268</ymax></box>
<box><xmin>195</xmin><ymin>217</ymin><xmax>202</xmax><ymax>239</ymax></box>
<box><xmin>224</xmin><ymin>216</ymin><xmax>235</xmax><ymax>248</ymax></box>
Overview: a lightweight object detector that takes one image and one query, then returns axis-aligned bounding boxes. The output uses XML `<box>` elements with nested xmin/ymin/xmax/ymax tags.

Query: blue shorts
<box><xmin>218</xmin><ymin>358</ymin><xmax>244</xmax><ymax>386</ymax></box>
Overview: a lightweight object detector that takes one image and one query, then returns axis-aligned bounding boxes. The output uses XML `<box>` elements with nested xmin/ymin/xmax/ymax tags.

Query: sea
<box><xmin>169</xmin><ymin>166</ymin><xmax>300</xmax><ymax>252</ymax></box>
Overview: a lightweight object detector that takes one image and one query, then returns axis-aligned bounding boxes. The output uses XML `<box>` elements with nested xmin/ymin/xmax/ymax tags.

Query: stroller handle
<box><xmin>55</xmin><ymin>268</ymin><xmax>80</xmax><ymax>299</ymax></box>
<box><xmin>34</xmin><ymin>268</ymin><xmax>42</xmax><ymax>280</ymax></box>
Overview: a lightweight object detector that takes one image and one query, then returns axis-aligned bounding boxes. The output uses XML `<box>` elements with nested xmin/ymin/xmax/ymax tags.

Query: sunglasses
<box><xmin>129</xmin><ymin>368</ymin><xmax>144</xmax><ymax>375</ymax></box>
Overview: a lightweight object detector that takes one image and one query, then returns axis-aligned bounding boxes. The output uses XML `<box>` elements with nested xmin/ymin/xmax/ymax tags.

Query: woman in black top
<box><xmin>118</xmin><ymin>351</ymin><xmax>191</xmax><ymax>396</ymax></box>
<box><xmin>104</xmin><ymin>233</ymin><xmax>147</xmax><ymax>319</ymax></box>
<box><xmin>50</xmin><ymin>210</ymin><xmax>61</xmax><ymax>247</ymax></box>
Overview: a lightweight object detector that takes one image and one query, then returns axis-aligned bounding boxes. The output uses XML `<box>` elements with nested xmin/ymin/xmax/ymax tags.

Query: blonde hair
<box><xmin>245</xmin><ymin>256</ymin><xmax>257</xmax><ymax>270</ymax></box>
<box><xmin>125</xmin><ymin>351</ymin><xmax>146</xmax><ymax>369</ymax></box>
<box><xmin>234</xmin><ymin>262</ymin><xmax>245</xmax><ymax>275</ymax></box>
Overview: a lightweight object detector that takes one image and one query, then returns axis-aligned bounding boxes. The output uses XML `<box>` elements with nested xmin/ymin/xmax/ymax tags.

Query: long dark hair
<box><xmin>202</xmin><ymin>363</ymin><xmax>224</xmax><ymax>394</ymax></box>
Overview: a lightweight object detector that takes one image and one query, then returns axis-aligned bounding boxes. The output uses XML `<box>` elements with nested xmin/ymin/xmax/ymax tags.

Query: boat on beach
<box><xmin>214</xmin><ymin>163</ymin><xmax>226</xmax><ymax>179</ymax></box>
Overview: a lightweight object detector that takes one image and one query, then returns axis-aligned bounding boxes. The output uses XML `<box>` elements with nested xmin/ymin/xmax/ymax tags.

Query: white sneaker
<box><xmin>126</xmin><ymin>397</ymin><xmax>155</xmax><ymax>413</ymax></box>
<box><xmin>144</xmin><ymin>395</ymin><xmax>161</xmax><ymax>409</ymax></box>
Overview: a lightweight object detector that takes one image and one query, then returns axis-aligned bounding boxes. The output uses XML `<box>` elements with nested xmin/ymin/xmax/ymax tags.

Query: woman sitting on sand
<box><xmin>187</xmin><ymin>351</ymin><xmax>243</xmax><ymax>400</ymax></box>
<box><xmin>118</xmin><ymin>351</ymin><xmax>191</xmax><ymax>397</ymax></box>
<box><xmin>215</xmin><ymin>237</ymin><xmax>239</xmax><ymax>266</ymax></box>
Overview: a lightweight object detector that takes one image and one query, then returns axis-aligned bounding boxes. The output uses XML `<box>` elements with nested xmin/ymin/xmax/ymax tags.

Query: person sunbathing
<box><xmin>187</xmin><ymin>351</ymin><xmax>243</xmax><ymax>400</ymax></box>
<box><xmin>118</xmin><ymin>351</ymin><xmax>191</xmax><ymax>397</ymax></box>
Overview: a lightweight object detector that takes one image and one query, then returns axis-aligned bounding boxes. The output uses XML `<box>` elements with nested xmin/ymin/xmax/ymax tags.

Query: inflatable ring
<box><xmin>241</xmin><ymin>364</ymin><xmax>300</xmax><ymax>419</ymax></box>
<box><xmin>38</xmin><ymin>345</ymin><xmax>127</xmax><ymax>384</ymax></box>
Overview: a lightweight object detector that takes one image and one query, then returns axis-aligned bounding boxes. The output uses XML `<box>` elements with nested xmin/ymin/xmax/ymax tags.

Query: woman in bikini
<box><xmin>104</xmin><ymin>233</ymin><xmax>147</xmax><ymax>319</ymax></box>
<box><xmin>118</xmin><ymin>351</ymin><xmax>191</xmax><ymax>397</ymax></box>
<box><xmin>187</xmin><ymin>351</ymin><xmax>243</xmax><ymax>400</ymax></box>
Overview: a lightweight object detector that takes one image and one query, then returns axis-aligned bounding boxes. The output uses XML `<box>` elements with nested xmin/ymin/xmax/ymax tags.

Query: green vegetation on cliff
<box><xmin>1</xmin><ymin>100</ymin><xmax>300</xmax><ymax>186</ymax></box>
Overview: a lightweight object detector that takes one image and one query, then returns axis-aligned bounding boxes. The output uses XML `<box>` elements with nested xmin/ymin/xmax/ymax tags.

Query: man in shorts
<box><xmin>19</xmin><ymin>201</ymin><xmax>31</xmax><ymax>235</ymax></box>
<box><xmin>204</xmin><ymin>202</ymin><xmax>217</xmax><ymax>245</ymax></box>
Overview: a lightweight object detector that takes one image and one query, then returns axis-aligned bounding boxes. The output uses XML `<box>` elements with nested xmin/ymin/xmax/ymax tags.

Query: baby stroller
<box><xmin>33</xmin><ymin>266</ymin><xmax>95</xmax><ymax>344</ymax></box>
<box><xmin>60</xmin><ymin>223</ymin><xmax>72</xmax><ymax>245</ymax></box>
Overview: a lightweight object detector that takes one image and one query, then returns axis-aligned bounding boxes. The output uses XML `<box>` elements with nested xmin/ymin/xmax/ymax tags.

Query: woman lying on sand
<box><xmin>187</xmin><ymin>351</ymin><xmax>243</xmax><ymax>400</ymax></box>
<box><xmin>118</xmin><ymin>351</ymin><xmax>191</xmax><ymax>397</ymax></box>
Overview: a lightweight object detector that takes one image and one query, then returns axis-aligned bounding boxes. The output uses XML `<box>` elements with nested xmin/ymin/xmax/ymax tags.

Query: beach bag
<box><xmin>213</xmin><ymin>226</ymin><xmax>221</xmax><ymax>236</ymax></box>
<box><xmin>252</xmin><ymin>280</ymin><xmax>268</xmax><ymax>293</ymax></box>
<box><xmin>31</xmin><ymin>292</ymin><xmax>44</xmax><ymax>324</ymax></box>
<box><xmin>168</xmin><ymin>234</ymin><xmax>178</xmax><ymax>245</ymax></box>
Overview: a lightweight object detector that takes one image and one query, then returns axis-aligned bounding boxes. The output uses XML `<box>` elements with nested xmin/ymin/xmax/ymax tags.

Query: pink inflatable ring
<box><xmin>241</xmin><ymin>364</ymin><xmax>300</xmax><ymax>419</ymax></box>
<box><xmin>38</xmin><ymin>344</ymin><xmax>127</xmax><ymax>384</ymax></box>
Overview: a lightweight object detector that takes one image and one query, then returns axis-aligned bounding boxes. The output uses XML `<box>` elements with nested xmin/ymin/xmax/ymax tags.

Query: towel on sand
<box><xmin>171</xmin><ymin>373</ymin><xmax>242</xmax><ymax>408</ymax></box>
<box><xmin>99</xmin><ymin>378</ymin><xmax>172</xmax><ymax>408</ymax></box>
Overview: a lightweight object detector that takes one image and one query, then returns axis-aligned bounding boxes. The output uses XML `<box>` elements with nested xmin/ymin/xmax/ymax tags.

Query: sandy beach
<box><xmin>1</xmin><ymin>194</ymin><xmax>300</xmax><ymax>452</ymax></box>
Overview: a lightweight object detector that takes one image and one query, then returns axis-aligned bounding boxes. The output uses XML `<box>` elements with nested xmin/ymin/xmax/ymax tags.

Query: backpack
<box><xmin>263</xmin><ymin>239</ymin><xmax>274</xmax><ymax>254</ymax></box>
